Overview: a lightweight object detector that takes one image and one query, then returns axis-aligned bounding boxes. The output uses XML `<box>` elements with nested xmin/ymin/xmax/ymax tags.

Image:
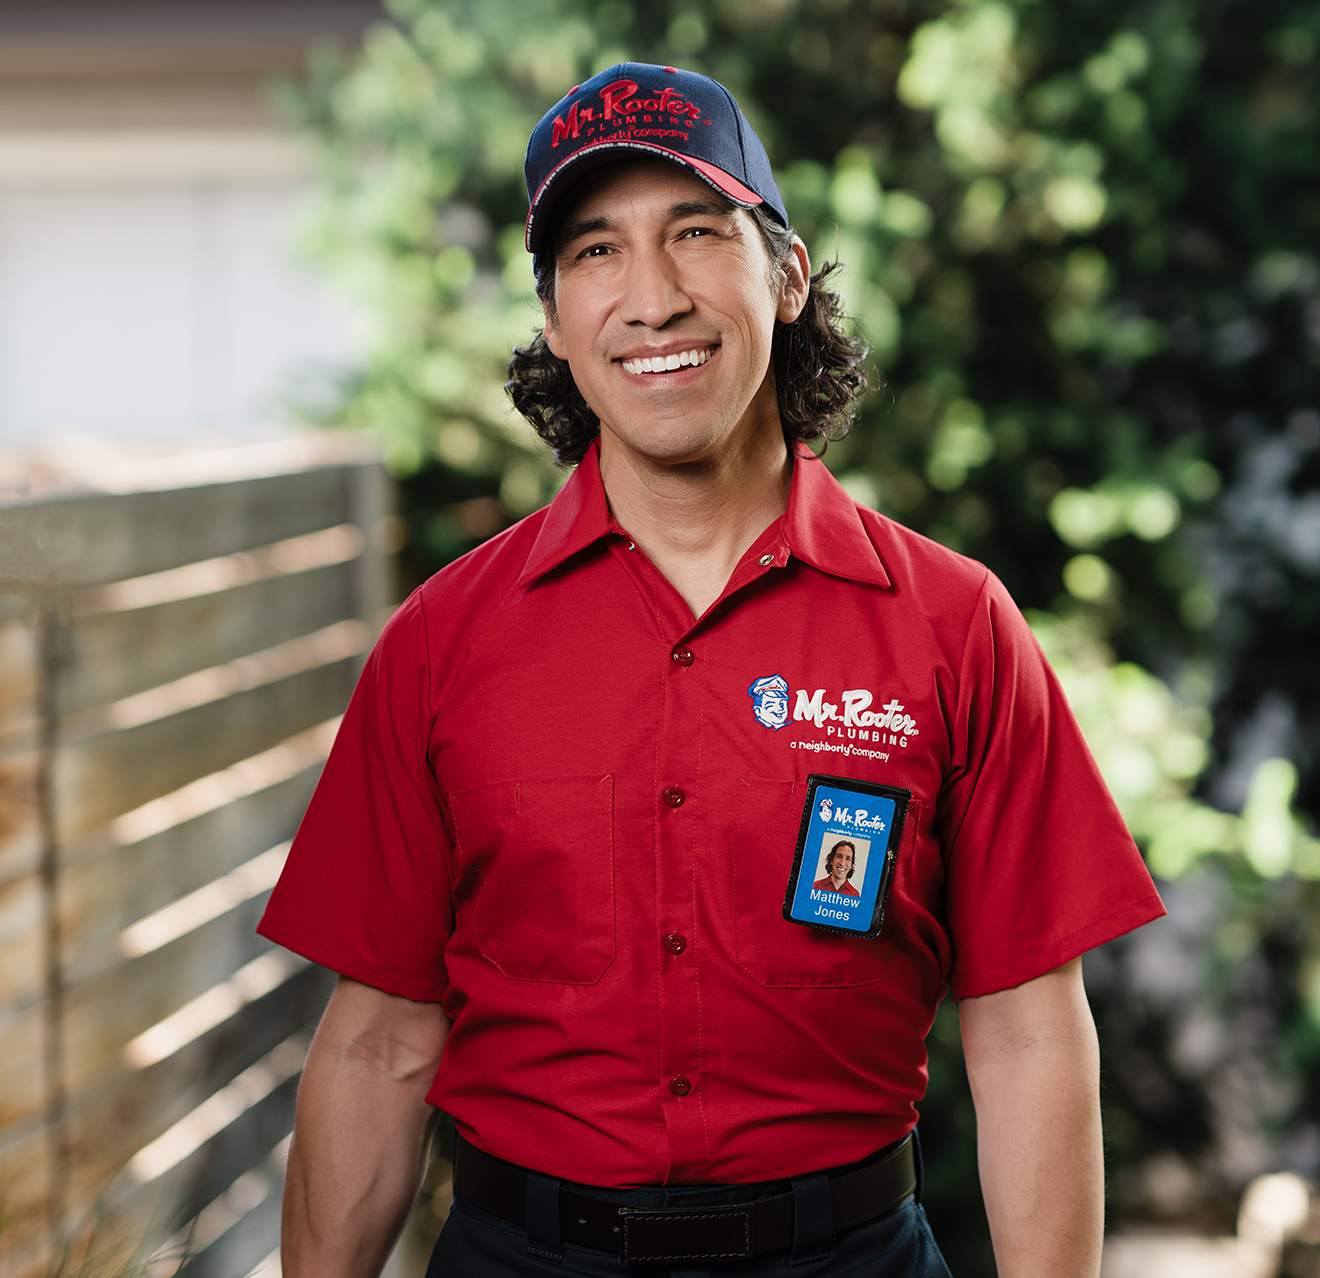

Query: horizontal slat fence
<box><xmin>0</xmin><ymin>439</ymin><xmax>392</xmax><ymax>1278</ymax></box>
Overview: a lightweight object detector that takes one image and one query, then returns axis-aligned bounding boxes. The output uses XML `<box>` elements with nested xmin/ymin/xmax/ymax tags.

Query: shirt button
<box><xmin>662</xmin><ymin>787</ymin><xmax>685</xmax><ymax>808</ymax></box>
<box><xmin>664</xmin><ymin>933</ymin><xmax>687</xmax><ymax>955</ymax></box>
<box><xmin>671</xmin><ymin>647</ymin><xmax>694</xmax><ymax>666</ymax></box>
<box><xmin>669</xmin><ymin>1075</ymin><xmax>692</xmax><ymax>1097</ymax></box>
<box><xmin>759</xmin><ymin>553</ymin><xmax>774</xmax><ymax>566</ymax></box>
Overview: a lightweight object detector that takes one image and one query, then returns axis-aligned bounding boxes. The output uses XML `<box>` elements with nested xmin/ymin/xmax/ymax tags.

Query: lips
<box><xmin>619</xmin><ymin>345</ymin><xmax>715</xmax><ymax>376</ymax></box>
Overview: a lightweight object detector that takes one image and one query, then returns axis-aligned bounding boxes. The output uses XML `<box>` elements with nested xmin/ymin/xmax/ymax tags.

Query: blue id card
<box><xmin>782</xmin><ymin>774</ymin><xmax>911</xmax><ymax>939</ymax></box>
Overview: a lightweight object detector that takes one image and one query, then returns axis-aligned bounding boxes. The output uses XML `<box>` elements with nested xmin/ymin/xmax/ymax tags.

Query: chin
<box><xmin>604</xmin><ymin>423</ymin><xmax>727</xmax><ymax>465</ymax></box>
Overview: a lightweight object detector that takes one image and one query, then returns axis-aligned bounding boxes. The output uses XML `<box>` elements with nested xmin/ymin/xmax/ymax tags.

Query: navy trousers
<box><xmin>425</xmin><ymin>1153</ymin><xmax>952</xmax><ymax>1278</ymax></box>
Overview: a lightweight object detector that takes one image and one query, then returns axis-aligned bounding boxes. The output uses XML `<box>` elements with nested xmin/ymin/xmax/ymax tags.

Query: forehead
<box><xmin>551</xmin><ymin>157</ymin><xmax>744</xmax><ymax>248</ymax></box>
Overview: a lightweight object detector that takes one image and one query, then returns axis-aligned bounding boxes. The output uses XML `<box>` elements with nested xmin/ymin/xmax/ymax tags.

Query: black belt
<box><xmin>452</xmin><ymin>1133</ymin><xmax>916</xmax><ymax>1263</ymax></box>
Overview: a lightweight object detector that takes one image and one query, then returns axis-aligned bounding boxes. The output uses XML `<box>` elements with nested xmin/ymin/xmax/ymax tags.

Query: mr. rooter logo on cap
<box><xmin>548</xmin><ymin>76</ymin><xmax>710</xmax><ymax>149</ymax></box>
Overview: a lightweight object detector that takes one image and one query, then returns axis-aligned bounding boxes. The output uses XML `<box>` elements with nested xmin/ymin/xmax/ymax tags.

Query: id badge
<box><xmin>782</xmin><ymin>774</ymin><xmax>912</xmax><ymax>939</ymax></box>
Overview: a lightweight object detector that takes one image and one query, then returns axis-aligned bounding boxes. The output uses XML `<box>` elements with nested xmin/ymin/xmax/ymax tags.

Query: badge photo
<box><xmin>782</xmin><ymin>774</ymin><xmax>911</xmax><ymax>939</ymax></box>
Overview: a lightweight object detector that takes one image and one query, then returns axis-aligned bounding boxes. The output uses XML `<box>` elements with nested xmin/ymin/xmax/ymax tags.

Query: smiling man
<box><xmin>260</xmin><ymin>63</ymin><xmax>1165</xmax><ymax>1278</ymax></box>
<box><xmin>814</xmin><ymin>841</ymin><xmax>861</xmax><ymax>897</ymax></box>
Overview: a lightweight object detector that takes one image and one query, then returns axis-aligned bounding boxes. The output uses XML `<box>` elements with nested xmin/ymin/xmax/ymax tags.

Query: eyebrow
<box><xmin>668</xmin><ymin>197</ymin><xmax>737</xmax><ymax>219</ymax></box>
<box><xmin>555</xmin><ymin>197</ymin><xmax>737</xmax><ymax>251</ymax></box>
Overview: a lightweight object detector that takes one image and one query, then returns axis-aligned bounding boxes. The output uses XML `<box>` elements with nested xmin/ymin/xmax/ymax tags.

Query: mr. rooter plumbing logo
<box><xmin>747</xmin><ymin>676</ymin><xmax>921</xmax><ymax>753</ymax></box>
<box><xmin>549</xmin><ymin>77</ymin><xmax>711</xmax><ymax>149</ymax></box>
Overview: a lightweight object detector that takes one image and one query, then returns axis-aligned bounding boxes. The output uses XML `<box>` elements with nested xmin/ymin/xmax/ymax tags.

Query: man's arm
<box><xmin>282</xmin><ymin>975</ymin><xmax>450</xmax><ymax>1278</ymax></box>
<box><xmin>958</xmin><ymin>957</ymin><xmax>1103</xmax><ymax>1278</ymax></box>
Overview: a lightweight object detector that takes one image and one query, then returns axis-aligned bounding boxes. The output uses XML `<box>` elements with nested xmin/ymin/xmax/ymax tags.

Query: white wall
<box><xmin>0</xmin><ymin>152</ymin><xmax>360</xmax><ymax>443</ymax></box>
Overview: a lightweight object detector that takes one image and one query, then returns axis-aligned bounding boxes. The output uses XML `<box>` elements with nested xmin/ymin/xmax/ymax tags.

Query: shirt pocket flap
<box><xmin>449</xmin><ymin>774</ymin><xmax>615</xmax><ymax>984</ymax></box>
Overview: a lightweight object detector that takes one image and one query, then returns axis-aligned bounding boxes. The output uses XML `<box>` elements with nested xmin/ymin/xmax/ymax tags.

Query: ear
<box><xmin>776</xmin><ymin>236</ymin><xmax>811</xmax><ymax>324</ymax></box>
<box><xmin>542</xmin><ymin>298</ymin><xmax>568</xmax><ymax>360</ymax></box>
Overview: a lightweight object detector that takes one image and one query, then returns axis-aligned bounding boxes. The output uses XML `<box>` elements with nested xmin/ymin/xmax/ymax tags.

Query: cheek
<box><xmin>737</xmin><ymin>293</ymin><xmax>780</xmax><ymax>370</ymax></box>
<box><xmin>546</xmin><ymin>289</ymin><xmax>610</xmax><ymax>365</ymax></box>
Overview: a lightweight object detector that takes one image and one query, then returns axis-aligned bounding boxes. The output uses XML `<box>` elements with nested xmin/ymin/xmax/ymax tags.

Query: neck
<box><xmin>597</xmin><ymin>421</ymin><xmax>792</xmax><ymax>620</ymax></box>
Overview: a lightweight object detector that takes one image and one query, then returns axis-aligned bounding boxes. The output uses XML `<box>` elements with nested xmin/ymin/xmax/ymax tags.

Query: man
<box><xmin>813</xmin><ymin>841</ymin><xmax>861</xmax><ymax>897</ymax></box>
<box><xmin>259</xmin><ymin>63</ymin><xmax>1165</xmax><ymax>1278</ymax></box>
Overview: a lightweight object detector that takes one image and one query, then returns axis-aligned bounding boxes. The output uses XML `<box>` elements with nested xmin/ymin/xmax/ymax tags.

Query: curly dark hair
<box><xmin>826</xmin><ymin>840</ymin><xmax>857</xmax><ymax>881</ymax></box>
<box><xmin>505</xmin><ymin>205</ymin><xmax>871</xmax><ymax>466</ymax></box>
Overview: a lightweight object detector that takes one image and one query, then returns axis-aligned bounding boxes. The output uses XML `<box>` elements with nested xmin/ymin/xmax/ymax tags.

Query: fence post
<box><xmin>351</xmin><ymin>459</ymin><xmax>394</xmax><ymax>644</ymax></box>
<box><xmin>36</xmin><ymin>591</ymin><xmax>70</xmax><ymax>1236</ymax></box>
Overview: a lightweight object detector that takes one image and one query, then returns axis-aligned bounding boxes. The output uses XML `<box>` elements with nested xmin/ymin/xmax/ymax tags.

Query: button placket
<box><xmin>650</xmin><ymin>594</ymin><xmax>706</xmax><ymax>1169</ymax></box>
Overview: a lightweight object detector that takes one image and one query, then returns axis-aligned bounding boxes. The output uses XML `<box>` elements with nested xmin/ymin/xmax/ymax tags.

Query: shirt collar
<box><xmin>517</xmin><ymin>440</ymin><xmax>617</xmax><ymax>589</ymax></box>
<box><xmin>783</xmin><ymin>445</ymin><xmax>892</xmax><ymax>589</ymax></box>
<box><xmin>517</xmin><ymin>439</ymin><xmax>892</xmax><ymax>590</ymax></box>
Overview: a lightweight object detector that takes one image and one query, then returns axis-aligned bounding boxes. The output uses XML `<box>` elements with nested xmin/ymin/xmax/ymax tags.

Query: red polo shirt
<box><xmin>258</xmin><ymin>443</ymin><xmax>1163</xmax><ymax>1186</ymax></box>
<box><xmin>812</xmin><ymin>877</ymin><xmax>861</xmax><ymax>897</ymax></box>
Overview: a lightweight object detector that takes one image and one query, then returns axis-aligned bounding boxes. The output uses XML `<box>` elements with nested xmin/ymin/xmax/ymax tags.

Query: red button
<box><xmin>664</xmin><ymin>933</ymin><xmax>687</xmax><ymax>955</ymax></box>
<box><xmin>663</xmin><ymin>787</ymin><xmax>685</xmax><ymax>808</ymax></box>
<box><xmin>671</xmin><ymin>647</ymin><xmax>694</xmax><ymax>666</ymax></box>
<box><xmin>669</xmin><ymin>1075</ymin><xmax>691</xmax><ymax>1097</ymax></box>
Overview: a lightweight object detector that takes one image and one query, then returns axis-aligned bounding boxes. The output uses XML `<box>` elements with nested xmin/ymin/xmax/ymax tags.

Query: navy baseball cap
<box><xmin>524</xmin><ymin>62</ymin><xmax>788</xmax><ymax>253</ymax></box>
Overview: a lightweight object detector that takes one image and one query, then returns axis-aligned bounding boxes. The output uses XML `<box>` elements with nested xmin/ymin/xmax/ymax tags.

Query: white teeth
<box><xmin>621</xmin><ymin>347</ymin><xmax>712</xmax><ymax>376</ymax></box>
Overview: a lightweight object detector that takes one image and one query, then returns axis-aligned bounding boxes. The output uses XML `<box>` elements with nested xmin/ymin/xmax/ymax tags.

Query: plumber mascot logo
<box><xmin>747</xmin><ymin>675</ymin><xmax>790</xmax><ymax>731</ymax></box>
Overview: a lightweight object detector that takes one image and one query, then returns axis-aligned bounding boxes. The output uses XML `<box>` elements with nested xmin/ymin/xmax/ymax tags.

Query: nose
<box><xmin>618</xmin><ymin>244</ymin><xmax>692</xmax><ymax>329</ymax></box>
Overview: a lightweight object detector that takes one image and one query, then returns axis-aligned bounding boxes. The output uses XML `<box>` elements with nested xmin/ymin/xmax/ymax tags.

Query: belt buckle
<box><xmin>617</xmin><ymin>1202</ymin><xmax>755</xmax><ymax>1263</ymax></box>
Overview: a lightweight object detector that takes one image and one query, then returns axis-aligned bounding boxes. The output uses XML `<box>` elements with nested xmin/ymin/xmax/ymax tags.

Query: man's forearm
<box><xmin>959</xmin><ymin>958</ymin><xmax>1103</xmax><ymax>1278</ymax></box>
<box><xmin>282</xmin><ymin>977</ymin><xmax>450</xmax><ymax>1278</ymax></box>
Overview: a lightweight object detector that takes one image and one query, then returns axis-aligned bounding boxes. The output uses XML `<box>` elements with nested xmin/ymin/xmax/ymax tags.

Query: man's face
<box><xmin>829</xmin><ymin>848</ymin><xmax>853</xmax><ymax>880</ymax></box>
<box><xmin>541</xmin><ymin>159</ymin><xmax>808</xmax><ymax>471</ymax></box>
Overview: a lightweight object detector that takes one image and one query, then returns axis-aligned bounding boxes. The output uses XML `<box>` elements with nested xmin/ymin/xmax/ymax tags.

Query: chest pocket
<box><xmin>449</xmin><ymin>774</ymin><xmax>615</xmax><ymax>984</ymax></box>
<box><xmin>734</xmin><ymin>777</ymin><xmax>910</xmax><ymax>988</ymax></box>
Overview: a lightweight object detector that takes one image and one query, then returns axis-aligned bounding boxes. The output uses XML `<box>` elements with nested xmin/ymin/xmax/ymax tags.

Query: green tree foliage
<box><xmin>281</xmin><ymin>0</ymin><xmax>1320</xmax><ymax>1270</ymax></box>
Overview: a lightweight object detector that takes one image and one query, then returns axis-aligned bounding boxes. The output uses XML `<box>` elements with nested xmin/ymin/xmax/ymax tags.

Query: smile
<box><xmin>619</xmin><ymin>346</ymin><xmax>714</xmax><ymax>376</ymax></box>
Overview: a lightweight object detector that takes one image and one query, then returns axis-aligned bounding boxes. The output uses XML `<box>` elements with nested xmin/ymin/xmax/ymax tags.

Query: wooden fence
<box><xmin>0</xmin><ymin>438</ymin><xmax>392</xmax><ymax>1278</ymax></box>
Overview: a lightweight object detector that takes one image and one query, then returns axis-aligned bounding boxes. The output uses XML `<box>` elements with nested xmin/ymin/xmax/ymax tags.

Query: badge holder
<box><xmin>782</xmin><ymin>774</ymin><xmax>912</xmax><ymax>939</ymax></box>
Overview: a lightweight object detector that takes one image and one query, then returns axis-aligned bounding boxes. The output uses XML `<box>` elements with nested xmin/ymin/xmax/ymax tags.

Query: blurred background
<box><xmin>0</xmin><ymin>0</ymin><xmax>377</xmax><ymax>457</ymax></box>
<box><xmin>2</xmin><ymin>0</ymin><xmax>1320</xmax><ymax>1276</ymax></box>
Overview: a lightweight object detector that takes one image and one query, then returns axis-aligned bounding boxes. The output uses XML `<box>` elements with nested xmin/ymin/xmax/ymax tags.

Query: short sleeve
<box><xmin>939</xmin><ymin>573</ymin><xmax>1165</xmax><ymax>999</ymax></box>
<box><xmin>257</xmin><ymin>592</ymin><xmax>453</xmax><ymax>1001</ymax></box>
